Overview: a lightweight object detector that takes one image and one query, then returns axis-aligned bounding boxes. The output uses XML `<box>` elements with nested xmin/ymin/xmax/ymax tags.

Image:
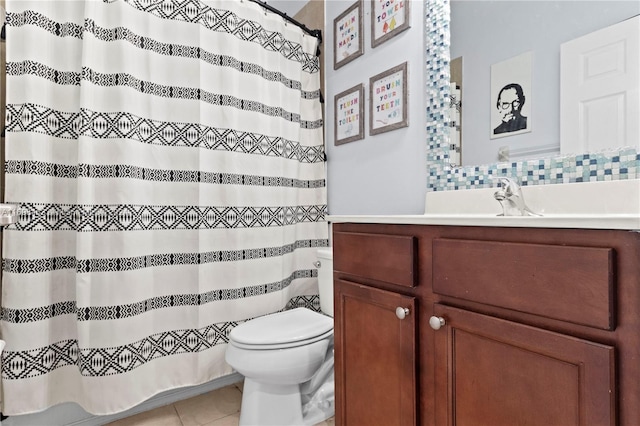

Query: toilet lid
<box><xmin>229</xmin><ymin>308</ymin><xmax>334</xmax><ymax>347</ymax></box>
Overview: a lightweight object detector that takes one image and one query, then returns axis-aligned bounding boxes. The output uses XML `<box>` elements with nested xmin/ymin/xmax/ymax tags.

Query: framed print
<box><xmin>335</xmin><ymin>83</ymin><xmax>365</xmax><ymax>145</ymax></box>
<box><xmin>490</xmin><ymin>51</ymin><xmax>533</xmax><ymax>139</ymax></box>
<box><xmin>334</xmin><ymin>1</ymin><xmax>364</xmax><ymax>70</ymax></box>
<box><xmin>369</xmin><ymin>62</ymin><xmax>408</xmax><ymax>135</ymax></box>
<box><xmin>371</xmin><ymin>0</ymin><xmax>410</xmax><ymax>48</ymax></box>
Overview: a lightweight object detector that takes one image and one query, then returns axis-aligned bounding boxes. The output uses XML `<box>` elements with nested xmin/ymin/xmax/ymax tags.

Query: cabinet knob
<box><xmin>313</xmin><ymin>260</ymin><xmax>321</xmax><ymax>268</ymax></box>
<box><xmin>395</xmin><ymin>307</ymin><xmax>410</xmax><ymax>320</ymax></box>
<box><xmin>429</xmin><ymin>316</ymin><xmax>446</xmax><ymax>330</ymax></box>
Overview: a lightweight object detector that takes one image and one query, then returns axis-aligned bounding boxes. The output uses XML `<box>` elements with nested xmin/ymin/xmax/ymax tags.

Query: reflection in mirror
<box><xmin>425</xmin><ymin>0</ymin><xmax>640</xmax><ymax>192</ymax></box>
<box><xmin>449</xmin><ymin>57</ymin><xmax>462</xmax><ymax>166</ymax></box>
<box><xmin>560</xmin><ymin>15</ymin><xmax>639</xmax><ymax>156</ymax></box>
<box><xmin>450</xmin><ymin>1</ymin><xmax>639</xmax><ymax>167</ymax></box>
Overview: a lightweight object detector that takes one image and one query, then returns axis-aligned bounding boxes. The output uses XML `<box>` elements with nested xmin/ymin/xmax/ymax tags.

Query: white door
<box><xmin>560</xmin><ymin>15</ymin><xmax>640</xmax><ymax>155</ymax></box>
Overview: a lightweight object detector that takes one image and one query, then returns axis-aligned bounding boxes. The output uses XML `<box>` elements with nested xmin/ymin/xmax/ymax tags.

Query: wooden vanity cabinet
<box><xmin>332</xmin><ymin>223</ymin><xmax>640</xmax><ymax>426</ymax></box>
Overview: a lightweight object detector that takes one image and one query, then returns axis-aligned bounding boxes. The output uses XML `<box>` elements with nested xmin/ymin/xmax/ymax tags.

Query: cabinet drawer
<box><xmin>333</xmin><ymin>231</ymin><xmax>417</xmax><ymax>287</ymax></box>
<box><xmin>432</xmin><ymin>238</ymin><xmax>615</xmax><ymax>330</ymax></box>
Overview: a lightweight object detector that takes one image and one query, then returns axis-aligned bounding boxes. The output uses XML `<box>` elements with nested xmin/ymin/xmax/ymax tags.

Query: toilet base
<box><xmin>239</xmin><ymin>378</ymin><xmax>304</xmax><ymax>426</ymax></box>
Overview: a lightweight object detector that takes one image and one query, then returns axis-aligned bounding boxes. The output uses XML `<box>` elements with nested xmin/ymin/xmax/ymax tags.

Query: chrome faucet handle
<box><xmin>491</xmin><ymin>177</ymin><xmax>540</xmax><ymax>217</ymax></box>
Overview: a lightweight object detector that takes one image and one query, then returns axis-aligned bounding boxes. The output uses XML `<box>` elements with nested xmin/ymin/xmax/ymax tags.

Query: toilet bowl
<box><xmin>225</xmin><ymin>248</ymin><xmax>334</xmax><ymax>426</ymax></box>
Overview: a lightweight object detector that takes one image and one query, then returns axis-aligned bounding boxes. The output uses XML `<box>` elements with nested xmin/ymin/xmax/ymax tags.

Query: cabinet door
<box><xmin>334</xmin><ymin>279</ymin><xmax>417</xmax><ymax>426</ymax></box>
<box><xmin>432</xmin><ymin>304</ymin><xmax>615</xmax><ymax>426</ymax></box>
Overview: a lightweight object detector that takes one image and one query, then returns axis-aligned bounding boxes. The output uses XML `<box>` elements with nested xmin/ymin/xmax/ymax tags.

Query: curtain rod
<box><xmin>248</xmin><ymin>0</ymin><xmax>322</xmax><ymax>44</ymax></box>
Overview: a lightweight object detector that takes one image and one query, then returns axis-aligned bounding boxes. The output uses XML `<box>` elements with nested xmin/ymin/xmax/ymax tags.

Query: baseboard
<box><xmin>3</xmin><ymin>372</ymin><xmax>243</xmax><ymax>426</ymax></box>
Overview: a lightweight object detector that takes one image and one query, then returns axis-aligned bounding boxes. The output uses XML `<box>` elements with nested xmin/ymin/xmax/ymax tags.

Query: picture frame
<box><xmin>333</xmin><ymin>0</ymin><xmax>364</xmax><ymax>70</ymax></box>
<box><xmin>335</xmin><ymin>83</ymin><xmax>365</xmax><ymax>145</ymax></box>
<box><xmin>369</xmin><ymin>62</ymin><xmax>408</xmax><ymax>135</ymax></box>
<box><xmin>490</xmin><ymin>51</ymin><xmax>533</xmax><ymax>139</ymax></box>
<box><xmin>371</xmin><ymin>0</ymin><xmax>410</xmax><ymax>48</ymax></box>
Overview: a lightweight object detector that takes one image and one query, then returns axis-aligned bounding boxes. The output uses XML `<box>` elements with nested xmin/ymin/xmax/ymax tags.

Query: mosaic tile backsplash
<box><xmin>425</xmin><ymin>0</ymin><xmax>640</xmax><ymax>192</ymax></box>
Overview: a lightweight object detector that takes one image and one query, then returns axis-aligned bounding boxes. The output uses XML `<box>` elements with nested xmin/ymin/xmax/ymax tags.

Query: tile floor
<box><xmin>105</xmin><ymin>380</ymin><xmax>335</xmax><ymax>426</ymax></box>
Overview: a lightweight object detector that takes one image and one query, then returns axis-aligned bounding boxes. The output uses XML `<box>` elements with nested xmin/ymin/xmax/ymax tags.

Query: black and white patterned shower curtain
<box><xmin>1</xmin><ymin>0</ymin><xmax>326</xmax><ymax>415</ymax></box>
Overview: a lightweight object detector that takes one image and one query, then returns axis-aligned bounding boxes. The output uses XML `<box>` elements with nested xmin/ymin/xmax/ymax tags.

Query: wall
<box><xmin>451</xmin><ymin>1</ymin><xmax>640</xmax><ymax>167</ymax></box>
<box><xmin>325</xmin><ymin>1</ymin><xmax>427</xmax><ymax>215</ymax></box>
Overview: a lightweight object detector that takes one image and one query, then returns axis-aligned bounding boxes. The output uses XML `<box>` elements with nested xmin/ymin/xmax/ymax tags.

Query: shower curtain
<box><xmin>1</xmin><ymin>0</ymin><xmax>327</xmax><ymax>415</ymax></box>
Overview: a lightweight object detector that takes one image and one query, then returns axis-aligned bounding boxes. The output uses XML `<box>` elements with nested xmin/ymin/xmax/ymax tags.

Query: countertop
<box><xmin>327</xmin><ymin>214</ymin><xmax>640</xmax><ymax>230</ymax></box>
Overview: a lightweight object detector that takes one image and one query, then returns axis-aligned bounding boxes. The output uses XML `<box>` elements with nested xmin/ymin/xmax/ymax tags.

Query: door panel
<box><xmin>433</xmin><ymin>304</ymin><xmax>616</xmax><ymax>426</ymax></box>
<box><xmin>561</xmin><ymin>15</ymin><xmax>639</xmax><ymax>154</ymax></box>
<box><xmin>334</xmin><ymin>279</ymin><xmax>417</xmax><ymax>425</ymax></box>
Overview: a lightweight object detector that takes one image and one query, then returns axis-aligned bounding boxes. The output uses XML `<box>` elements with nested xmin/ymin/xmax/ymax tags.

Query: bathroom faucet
<box><xmin>492</xmin><ymin>177</ymin><xmax>540</xmax><ymax>216</ymax></box>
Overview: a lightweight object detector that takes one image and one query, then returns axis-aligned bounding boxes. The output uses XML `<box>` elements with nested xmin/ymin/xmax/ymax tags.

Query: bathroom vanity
<box><xmin>331</xmin><ymin>216</ymin><xmax>640</xmax><ymax>425</ymax></box>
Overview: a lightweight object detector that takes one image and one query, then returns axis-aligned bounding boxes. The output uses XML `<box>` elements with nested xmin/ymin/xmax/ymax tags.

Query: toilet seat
<box><xmin>229</xmin><ymin>308</ymin><xmax>334</xmax><ymax>350</ymax></box>
<box><xmin>230</xmin><ymin>329</ymin><xmax>334</xmax><ymax>350</ymax></box>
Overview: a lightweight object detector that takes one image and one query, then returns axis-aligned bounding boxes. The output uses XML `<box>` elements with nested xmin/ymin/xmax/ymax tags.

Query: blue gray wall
<box><xmin>325</xmin><ymin>0</ymin><xmax>428</xmax><ymax>215</ymax></box>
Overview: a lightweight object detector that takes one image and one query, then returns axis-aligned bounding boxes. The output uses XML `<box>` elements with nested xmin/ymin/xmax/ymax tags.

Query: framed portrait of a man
<box><xmin>490</xmin><ymin>51</ymin><xmax>533</xmax><ymax>139</ymax></box>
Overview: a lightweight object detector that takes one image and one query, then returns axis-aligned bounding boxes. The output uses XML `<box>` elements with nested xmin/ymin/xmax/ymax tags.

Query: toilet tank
<box><xmin>316</xmin><ymin>248</ymin><xmax>334</xmax><ymax>317</ymax></box>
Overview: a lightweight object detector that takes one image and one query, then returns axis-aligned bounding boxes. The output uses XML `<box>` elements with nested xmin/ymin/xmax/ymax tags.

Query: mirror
<box><xmin>425</xmin><ymin>0</ymin><xmax>640</xmax><ymax>191</ymax></box>
<box><xmin>450</xmin><ymin>1</ymin><xmax>639</xmax><ymax>167</ymax></box>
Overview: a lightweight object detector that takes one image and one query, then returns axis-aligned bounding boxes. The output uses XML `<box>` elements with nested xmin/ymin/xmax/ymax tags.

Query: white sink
<box><xmin>424</xmin><ymin>179</ymin><xmax>640</xmax><ymax>217</ymax></box>
<box><xmin>328</xmin><ymin>180</ymin><xmax>640</xmax><ymax>230</ymax></box>
<box><xmin>420</xmin><ymin>179</ymin><xmax>640</xmax><ymax>229</ymax></box>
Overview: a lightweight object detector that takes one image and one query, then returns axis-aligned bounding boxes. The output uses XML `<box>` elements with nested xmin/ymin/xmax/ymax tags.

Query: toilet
<box><xmin>225</xmin><ymin>248</ymin><xmax>334</xmax><ymax>426</ymax></box>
